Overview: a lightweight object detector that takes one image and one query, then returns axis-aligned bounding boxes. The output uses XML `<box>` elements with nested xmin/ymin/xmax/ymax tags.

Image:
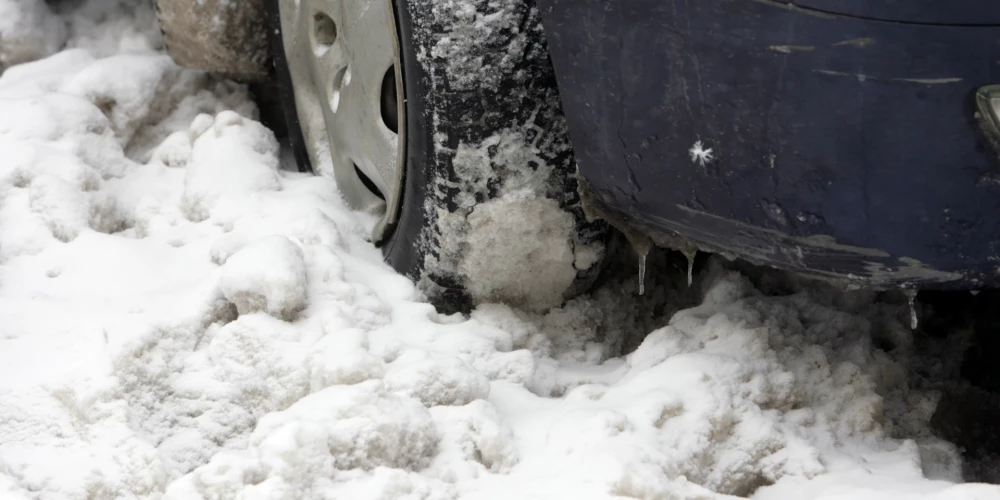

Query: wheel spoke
<box><xmin>311</xmin><ymin>45</ymin><xmax>350</xmax><ymax>107</ymax></box>
<box><xmin>341</xmin><ymin>0</ymin><xmax>396</xmax><ymax>77</ymax></box>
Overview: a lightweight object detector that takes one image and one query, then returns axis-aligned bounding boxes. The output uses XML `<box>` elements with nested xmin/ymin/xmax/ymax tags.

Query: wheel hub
<box><xmin>278</xmin><ymin>0</ymin><xmax>405</xmax><ymax>242</ymax></box>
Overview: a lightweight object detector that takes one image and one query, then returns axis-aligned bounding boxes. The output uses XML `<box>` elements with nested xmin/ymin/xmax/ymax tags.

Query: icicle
<box><xmin>624</xmin><ymin>233</ymin><xmax>653</xmax><ymax>296</ymax></box>
<box><xmin>638</xmin><ymin>253</ymin><xmax>647</xmax><ymax>295</ymax></box>
<box><xmin>683</xmin><ymin>249</ymin><xmax>697</xmax><ymax>287</ymax></box>
<box><xmin>905</xmin><ymin>290</ymin><xmax>918</xmax><ymax>330</ymax></box>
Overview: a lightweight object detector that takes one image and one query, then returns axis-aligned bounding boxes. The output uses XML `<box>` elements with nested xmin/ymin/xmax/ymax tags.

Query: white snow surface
<box><xmin>0</xmin><ymin>0</ymin><xmax>65</xmax><ymax>71</ymax></box>
<box><xmin>0</xmin><ymin>2</ymin><xmax>998</xmax><ymax>499</ymax></box>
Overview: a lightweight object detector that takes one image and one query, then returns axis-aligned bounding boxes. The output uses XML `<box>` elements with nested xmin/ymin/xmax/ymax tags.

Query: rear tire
<box><xmin>270</xmin><ymin>0</ymin><xmax>606</xmax><ymax>313</ymax></box>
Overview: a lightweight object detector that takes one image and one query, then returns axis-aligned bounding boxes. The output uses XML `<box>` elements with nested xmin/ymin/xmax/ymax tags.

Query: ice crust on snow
<box><xmin>0</xmin><ymin>2</ymin><xmax>998</xmax><ymax>499</ymax></box>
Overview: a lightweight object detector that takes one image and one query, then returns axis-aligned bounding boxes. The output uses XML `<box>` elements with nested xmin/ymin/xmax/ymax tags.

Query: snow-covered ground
<box><xmin>1</xmin><ymin>1</ymin><xmax>998</xmax><ymax>499</ymax></box>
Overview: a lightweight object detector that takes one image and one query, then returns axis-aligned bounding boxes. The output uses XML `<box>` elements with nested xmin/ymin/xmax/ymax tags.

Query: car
<box><xmin>156</xmin><ymin>0</ymin><xmax>1000</xmax><ymax>313</ymax></box>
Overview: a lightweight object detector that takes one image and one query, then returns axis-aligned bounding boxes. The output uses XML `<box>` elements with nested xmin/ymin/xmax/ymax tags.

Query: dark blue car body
<box><xmin>538</xmin><ymin>0</ymin><xmax>1000</xmax><ymax>289</ymax></box>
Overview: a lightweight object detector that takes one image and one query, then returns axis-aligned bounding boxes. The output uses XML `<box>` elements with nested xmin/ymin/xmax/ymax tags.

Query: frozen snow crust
<box><xmin>1</xmin><ymin>1</ymin><xmax>999</xmax><ymax>499</ymax></box>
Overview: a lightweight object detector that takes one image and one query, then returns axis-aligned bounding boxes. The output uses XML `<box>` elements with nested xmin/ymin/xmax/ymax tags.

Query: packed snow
<box><xmin>1</xmin><ymin>1</ymin><xmax>999</xmax><ymax>499</ymax></box>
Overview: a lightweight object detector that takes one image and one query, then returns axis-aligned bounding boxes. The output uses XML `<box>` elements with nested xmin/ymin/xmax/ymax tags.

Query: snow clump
<box><xmin>385</xmin><ymin>350</ymin><xmax>491</xmax><ymax>407</ymax></box>
<box><xmin>181</xmin><ymin>110</ymin><xmax>282</xmax><ymax>222</ymax></box>
<box><xmin>220</xmin><ymin>235</ymin><xmax>308</xmax><ymax>320</ymax></box>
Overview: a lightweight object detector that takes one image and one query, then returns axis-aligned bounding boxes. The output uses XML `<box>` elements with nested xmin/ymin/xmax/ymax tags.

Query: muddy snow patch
<box><xmin>421</xmin><ymin>122</ymin><xmax>603</xmax><ymax>313</ymax></box>
<box><xmin>459</xmin><ymin>190</ymin><xmax>579</xmax><ymax>311</ymax></box>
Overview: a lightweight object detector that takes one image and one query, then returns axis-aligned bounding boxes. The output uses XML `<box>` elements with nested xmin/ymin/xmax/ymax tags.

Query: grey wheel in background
<box><xmin>277</xmin><ymin>0</ymin><xmax>404</xmax><ymax>242</ymax></box>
